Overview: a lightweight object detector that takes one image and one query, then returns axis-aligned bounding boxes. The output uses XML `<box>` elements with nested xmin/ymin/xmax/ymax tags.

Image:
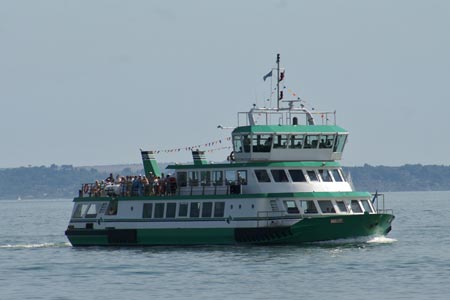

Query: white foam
<box><xmin>0</xmin><ymin>242</ymin><xmax>71</xmax><ymax>249</ymax></box>
<box><xmin>367</xmin><ymin>236</ymin><xmax>397</xmax><ymax>244</ymax></box>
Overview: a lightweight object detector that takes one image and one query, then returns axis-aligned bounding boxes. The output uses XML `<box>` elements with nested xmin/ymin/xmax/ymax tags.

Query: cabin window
<box><xmin>142</xmin><ymin>203</ymin><xmax>153</xmax><ymax>218</ymax></box>
<box><xmin>274</xmin><ymin>134</ymin><xmax>289</xmax><ymax>149</ymax></box>
<box><xmin>306</xmin><ymin>170</ymin><xmax>319</xmax><ymax>182</ymax></box>
<box><xmin>304</xmin><ymin>135</ymin><xmax>320</xmax><ymax>149</ymax></box>
<box><xmin>336</xmin><ymin>201</ymin><xmax>348</xmax><ymax>213</ymax></box>
<box><xmin>214</xmin><ymin>202</ymin><xmax>225</xmax><ymax>217</ymax></box>
<box><xmin>318</xmin><ymin>200</ymin><xmax>336</xmax><ymax>213</ymax></box>
<box><xmin>202</xmin><ymin>202</ymin><xmax>213</xmax><ymax>218</ymax></box>
<box><xmin>351</xmin><ymin>200</ymin><xmax>363</xmax><ymax>213</ymax></box>
<box><xmin>243</xmin><ymin>135</ymin><xmax>251</xmax><ymax>153</ymax></box>
<box><xmin>213</xmin><ymin>171</ymin><xmax>223</xmax><ymax>186</ymax></box>
<box><xmin>72</xmin><ymin>203</ymin><xmax>90</xmax><ymax>218</ymax></box>
<box><xmin>177</xmin><ymin>172</ymin><xmax>187</xmax><ymax>187</ymax></box>
<box><xmin>319</xmin><ymin>135</ymin><xmax>335</xmax><ymax>149</ymax></box>
<box><xmin>271</xmin><ymin>169</ymin><xmax>289</xmax><ymax>182</ymax></box>
<box><xmin>154</xmin><ymin>203</ymin><xmax>165</xmax><ymax>218</ymax></box>
<box><xmin>319</xmin><ymin>169</ymin><xmax>333</xmax><ymax>182</ymax></box>
<box><xmin>237</xmin><ymin>170</ymin><xmax>247</xmax><ymax>185</ymax></box>
<box><xmin>166</xmin><ymin>203</ymin><xmax>176</xmax><ymax>218</ymax></box>
<box><xmin>283</xmin><ymin>200</ymin><xmax>300</xmax><ymax>214</ymax></box>
<box><xmin>253</xmin><ymin>134</ymin><xmax>272</xmax><ymax>152</ymax></box>
<box><xmin>200</xmin><ymin>171</ymin><xmax>211</xmax><ymax>186</ymax></box>
<box><xmin>299</xmin><ymin>200</ymin><xmax>318</xmax><ymax>214</ymax></box>
<box><xmin>178</xmin><ymin>203</ymin><xmax>188</xmax><ymax>217</ymax></box>
<box><xmin>190</xmin><ymin>202</ymin><xmax>201</xmax><ymax>217</ymax></box>
<box><xmin>255</xmin><ymin>170</ymin><xmax>271</xmax><ymax>182</ymax></box>
<box><xmin>288</xmin><ymin>134</ymin><xmax>304</xmax><ymax>149</ymax></box>
<box><xmin>85</xmin><ymin>204</ymin><xmax>98</xmax><ymax>218</ymax></box>
<box><xmin>189</xmin><ymin>171</ymin><xmax>199</xmax><ymax>186</ymax></box>
<box><xmin>225</xmin><ymin>170</ymin><xmax>236</xmax><ymax>185</ymax></box>
<box><xmin>361</xmin><ymin>200</ymin><xmax>373</xmax><ymax>213</ymax></box>
<box><xmin>289</xmin><ymin>169</ymin><xmax>307</xmax><ymax>182</ymax></box>
<box><xmin>105</xmin><ymin>200</ymin><xmax>118</xmax><ymax>215</ymax></box>
<box><xmin>233</xmin><ymin>135</ymin><xmax>243</xmax><ymax>153</ymax></box>
<box><xmin>331</xmin><ymin>169</ymin><xmax>344</xmax><ymax>182</ymax></box>
<box><xmin>333</xmin><ymin>135</ymin><xmax>347</xmax><ymax>152</ymax></box>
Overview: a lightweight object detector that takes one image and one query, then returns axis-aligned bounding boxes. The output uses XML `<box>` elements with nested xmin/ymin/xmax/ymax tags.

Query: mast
<box><xmin>276</xmin><ymin>53</ymin><xmax>280</xmax><ymax>109</ymax></box>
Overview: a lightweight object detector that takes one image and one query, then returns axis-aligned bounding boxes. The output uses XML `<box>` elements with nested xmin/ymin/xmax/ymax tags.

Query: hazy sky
<box><xmin>1</xmin><ymin>0</ymin><xmax>449</xmax><ymax>168</ymax></box>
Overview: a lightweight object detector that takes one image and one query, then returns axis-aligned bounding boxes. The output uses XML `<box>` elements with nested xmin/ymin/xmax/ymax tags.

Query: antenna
<box><xmin>276</xmin><ymin>53</ymin><xmax>280</xmax><ymax>109</ymax></box>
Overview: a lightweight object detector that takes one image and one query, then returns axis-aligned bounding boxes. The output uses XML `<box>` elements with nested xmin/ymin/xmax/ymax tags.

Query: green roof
<box><xmin>167</xmin><ymin>161</ymin><xmax>341</xmax><ymax>170</ymax></box>
<box><xmin>232</xmin><ymin>125</ymin><xmax>348</xmax><ymax>134</ymax></box>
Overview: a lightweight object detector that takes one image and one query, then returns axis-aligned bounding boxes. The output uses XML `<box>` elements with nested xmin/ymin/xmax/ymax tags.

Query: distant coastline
<box><xmin>0</xmin><ymin>163</ymin><xmax>449</xmax><ymax>200</ymax></box>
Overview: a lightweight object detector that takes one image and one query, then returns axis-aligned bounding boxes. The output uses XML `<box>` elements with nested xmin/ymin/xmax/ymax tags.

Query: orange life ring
<box><xmin>83</xmin><ymin>184</ymin><xmax>89</xmax><ymax>194</ymax></box>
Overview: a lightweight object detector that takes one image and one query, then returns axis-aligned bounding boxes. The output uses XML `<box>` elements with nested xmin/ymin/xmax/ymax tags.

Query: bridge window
<box><xmin>233</xmin><ymin>135</ymin><xmax>243</xmax><ymax>153</ymax></box>
<box><xmin>214</xmin><ymin>202</ymin><xmax>225</xmax><ymax>217</ymax></box>
<box><xmin>202</xmin><ymin>202</ymin><xmax>213</xmax><ymax>217</ymax></box>
<box><xmin>178</xmin><ymin>203</ymin><xmax>188</xmax><ymax>217</ymax></box>
<box><xmin>85</xmin><ymin>204</ymin><xmax>98</xmax><ymax>218</ymax></box>
<box><xmin>274</xmin><ymin>134</ymin><xmax>289</xmax><ymax>149</ymax></box>
<box><xmin>237</xmin><ymin>170</ymin><xmax>247</xmax><ymax>185</ymax></box>
<box><xmin>319</xmin><ymin>135</ymin><xmax>335</xmax><ymax>148</ymax></box>
<box><xmin>72</xmin><ymin>203</ymin><xmax>89</xmax><ymax>218</ymax></box>
<box><xmin>318</xmin><ymin>200</ymin><xmax>336</xmax><ymax>213</ymax></box>
<box><xmin>243</xmin><ymin>135</ymin><xmax>251</xmax><ymax>153</ymax></box>
<box><xmin>288</xmin><ymin>134</ymin><xmax>304</xmax><ymax>149</ymax></box>
<box><xmin>333</xmin><ymin>135</ymin><xmax>347</xmax><ymax>152</ymax></box>
<box><xmin>331</xmin><ymin>169</ymin><xmax>343</xmax><ymax>182</ymax></box>
<box><xmin>177</xmin><ymin>172</ymin><xmax>187</xmax><ymax>187</ymax></box>
<box><xmin>299</xmin><ymin>200</ymin><xmax>318</xmax><ymax>214</ymax></box>
<box><xmin>166</xmin><ymin>203</ymin><xmax>176</xmax><ymax>218</ymax></box>
<box><xmin>361</xmin><ymin>200</ymin><xmax>373</xmax><ymax>213</ymax></box>
<box><xmin>306</xmin><ymin>170</ymin><xmax>319</xmax><ymax>182</ymax></box>
<box><xmin>319</xmin><ymin>169</ymin><xmax>333</xmax><ymax>182</ymax></box>
<box><xmin>142</xmin><ymin>203</ymin><xmax>153</xmax><ymax>218</ymax></box>
<box><xmin>213</xmin><ymin>171</ymin><xmax>223</xmax><ymax>186</ymax></box>
<box><xmin>271</xmin><ymin>169</ymin><xmax>289</xmax><ymax>182</ymax></box>
<box><xmin>225</xmin><ymin>170</ymin><xmax>236</xmax><ymax>185</ymax></box>
<box><xmin>351</xmin><ymin>200</ymin><xmax>363</xmax><ymax>213</ymax></box>
<box><xmin>154</xmin><ymin>203</ymin><xmax>165</xmax><ymax>218</ymax></box>
<box><xmin>189</xmin><ymin>171</ymin><xmax>199</xmax><ymax>186</ymax></box>
<box><xmin>336</xmin><ymin>201</ymin><xmax>348</xmax><ymax>213</ymax></box>
<box><xmin>253</xmin><ymin>134</ymin><xmax>272</xmax><ymax>152</ymax></box>
<box><xmin>304</xmin><ymin>135</ymin><xmax>320</xmax><ymax>149</ymax></box>
<box><xmin>284</xmin><ymin>200</ymin><xmax>300</xmax><ymax>214</ymax></box>
<box><xmin>190</xmin><ymin>202</ymin><xmax>201</xmax><ymax>217</ymax></box>
<box><xmin>289</xmin><ymin>169</ymin><xmax>307</xmax><ymax>182</ymax></box>
<box><xmin>105</xmin><ymin>200</ymin><xmax>118</xmax><ymax>215</ymax></box>
<box><xmin>255</xmin><ymin>169</ymin><xmax>271</xmax><ymax>182</ymax></box>
<box><xmin>200</xmin><ymin>171</ymin><xmax>211</xmax><ymax>186</ymax></box>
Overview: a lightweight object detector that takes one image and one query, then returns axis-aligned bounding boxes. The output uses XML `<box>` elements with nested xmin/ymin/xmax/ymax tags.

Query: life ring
<box><xmin>83</xmin><ymin>184</ymin><xmax>89</xmax><ymax>194</ymax></box>
<box><xmin>228</xmin><ymin>151</ymin><xmax>235</xmax><ymax>161</ymax></box>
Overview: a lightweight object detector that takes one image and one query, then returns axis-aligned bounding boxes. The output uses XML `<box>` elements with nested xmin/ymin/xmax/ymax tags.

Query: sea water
<box><xmin>1</xmin><ymin>191</ymin><xmax>449</xmax><ymax>300</ymax></box>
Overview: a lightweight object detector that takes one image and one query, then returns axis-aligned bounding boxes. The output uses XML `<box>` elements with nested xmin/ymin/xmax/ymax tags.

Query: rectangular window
<box><xmin>190</xmin><ymin>202</ymin><xmax>200</xmax><ymax>217</ymax></box>
<box><xmin>319</xmin><ymin>135</ymin><xmax>335</xmax><ymax>149</ymax></box>
<box><xmin>288</xmin><ymin>135</ymin><xmax>304</xmax><ymax>149</ymax></box>
<box><xmin>319</xmin><ymin>169</ymin><xmax>333</xmax><ymax>182</ymax></box>
<box><xmin>214</xmin><ymin>202</ymin><xmax>225</xmax><ymax>217</ymax></box>
<box><xmin>299</xmin><ymin>200</ymin><xmax>318</xmax><ymax>214</ymax></box>
<box><xmin>255</xmin><ymin>170</ymin><xmax>271</xmax><ymax>182</ymax></box>
<box><xmin>154</xmin><ymin>203</ymin><xmax>165</xmax><ymax>218</ymax></box>
<box><xmin>177</xmin><ymin>172</ymin><xmax>187</xmax><ymax>187</ymax></box>
<box><xmin>72</xmin><ymin>203</ymin><xmax>90</xmax><ymax>218</ymax></box>
<box><xmin>189</xmin><ymin>171</ymin><xmax>199</xmax><ymax>186</ymax></box>
<box><xmin>142</xmin><ymin>203</ymin><xmax>153</xmax><ymax>218</ymax></box>
<box><xmin>105</xmin><ymin>201</ymin><xmax>118</xmax><ymax>216</ymax></box>
<box><xmin>333</xmin><ymin>135</ymin><xmax>347</xmax><ymax>152</ymax></box>
<box><xmin>178</xmin><ymin>203</ymin><xmax>188</xmax><ymax>217</ymax></box>
<box><xmin>274</xmin><ymin>134</ymin><xmax>289</xmax><ymax>149</ymax></box>
<box><xmin>200</xmin><ymin>171</ymin><xmax>211</xmax><ymax>186</ymax></box>
<box><xmin>213</xmin><ymin>171</ymin><xmax>223</xmax><ymax>186</ymax></box>
<box><xmin>331</xmin><ymin>169</ymin><xmax>344</xmax><ymax>182</ymax></box>
<box><xmin>225</xmin><ymin>170</ymin><xmax>236</xmax><ymax>185</ymax></box>
<box><xmin>242</xmin><ymin>135</ymin><xmax>251</xmax><ymax>153</ymax></box>
<box><xmin>233</xmin><ymin>135</ymin><xmax>243</xmax><ymax>153</ymax></box>
<box><xmin>202</xmin><ymin>202</ymin><xmax>213</xmax><ymax>218</ymax></box>
<box><xmin>237</xmin><ymin>170</ymin><xmax>247</xmax><ymax>185</ymax></box>
<box><xmin>85</xmin><ymin>204</ymin><xmax>98</xmax><ymax>218</ymax></box>
<box><xmin>166</xmin><ymin>203</ymin><xmax>176</xmax><ymax>218</ymax></box>
<box><xmin>283</xmin><ymin>200</ymin><xmax>300</xmax><ymax>214</ymax></box>
<box><xmin>351</xmin><ymin>200</ymin><xmax>363</xmax><ymax>213</ymax></box>
<box><xmin>271</xmin><ymin>169</ymin><xmax>289</xmax><ymax>182</ymax></box>
<box><xmin>306</xmin><ymin>170</ymin><xmax>319</xmax><ymax>181</ymax></box>
<box><xmin>253</xmin><ymin>134</ymin><xmax>272</xmax><ymax>152</ymax></box>
<box><xmin>289</xmin><ymin>169</ymin><xmax>307</xmax><ymax>182</ymax></box>
<box><xmin>336</xmin><ymin>201</ymin><xmax>348</xmax><ymax>213</ymax></box>
<box><xmin>304</xmin><ymin>135</ymin><xmax>320</xmax><ymax>149</ymax></box>
<box><xmin>318</xmin><ymin>200</ymin><xmax>336</xmax><ymax>213</ymax></box>
<box><xmin>361</xmin><ymin>200</ymin><xmax>373</xmax><ymax>213</ymax></box>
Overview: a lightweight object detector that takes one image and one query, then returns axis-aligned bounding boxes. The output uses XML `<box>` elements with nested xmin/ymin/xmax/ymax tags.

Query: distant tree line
<box><xmin>0</xmin><ymin>163</ymin><xmax>448</xmax><ymax>199</ymax></box>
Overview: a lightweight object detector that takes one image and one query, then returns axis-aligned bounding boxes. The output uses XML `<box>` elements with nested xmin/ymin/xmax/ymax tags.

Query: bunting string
<box><xmin>152</xmin><ymin>137</ymin><xmax>232</xmax><ymax>154</ymax></box>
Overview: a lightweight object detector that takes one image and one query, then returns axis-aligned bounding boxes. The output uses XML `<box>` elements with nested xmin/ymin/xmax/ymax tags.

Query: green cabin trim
<box><xmin>232</xmin><ymin>125</ymin><xmax>348</xmax><ymax>134</ymax></box>
<box><xmin>167</xmin><ymin>161</ymin><xmax>341</xmax><ymax>170</ymax></box>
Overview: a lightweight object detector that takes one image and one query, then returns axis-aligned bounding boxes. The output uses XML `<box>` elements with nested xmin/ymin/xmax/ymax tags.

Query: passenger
<box><xmin>165</xmin><ymin>175</ymin><xmax>171</xmax><ymax>196</ymax></box>
<box><xmin>143</xmin><ymin>176</ymin><xmax>150</xmax><ymax>196</ymax></box>
<box><xmin>169</xmin><ymin>175</ymin><xmax>177</xmax><ymax>195</ymax></box>
<box><xmin>105</xmin><ymin>173</ymin><xmax>114</xmax><ymax>183</ymax></box>
<box><xmin>120</xmin><ymin>177</ymin><xmax>127</xmax><ymax>196</ymax></box>
<box><xmin>138</xmin><ymin>175</ymin><xmax>145</xmax><ymax>196</ymax></box>
<box><xmin>153</xmin><ymin>176</ymin><xmax>160</xmax><ymax>196</ymax></box>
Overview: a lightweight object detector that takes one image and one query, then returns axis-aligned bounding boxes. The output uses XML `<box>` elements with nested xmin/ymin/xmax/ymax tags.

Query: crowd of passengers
<box><xmin>85</xmin><ymin>172</ymin><xmax>177</xmax><ymax>197</ymax></box>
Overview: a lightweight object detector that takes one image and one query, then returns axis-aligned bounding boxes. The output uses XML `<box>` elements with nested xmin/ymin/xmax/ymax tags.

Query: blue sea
<box><xmin>1</xmin><ymin>191</ymin><xmax>449</xmax><ymax>300</ymax></box>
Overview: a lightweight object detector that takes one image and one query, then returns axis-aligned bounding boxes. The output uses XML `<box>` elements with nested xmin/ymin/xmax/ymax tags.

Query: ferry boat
<box><xmin>65</xmin><ymin>55</ymin><xmax>395</xmax><ymax>246</ymax></box>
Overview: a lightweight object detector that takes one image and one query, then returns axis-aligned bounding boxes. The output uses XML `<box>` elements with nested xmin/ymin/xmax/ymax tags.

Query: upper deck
<box><xmin>232</xmin><ymin>102</ymin><xmax>348</xmax><ymax>162</ymax></box>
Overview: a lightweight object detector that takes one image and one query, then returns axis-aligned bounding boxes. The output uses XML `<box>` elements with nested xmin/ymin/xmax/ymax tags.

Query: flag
<box><xmin>263</xmin><ymin>70</ymin><xmax>272</xmax><ymax>81</ymax></box>
<box><xmin>279</xmin><ymin>70</ymin><xmax>285</xmax><ymax>81</ymax></box>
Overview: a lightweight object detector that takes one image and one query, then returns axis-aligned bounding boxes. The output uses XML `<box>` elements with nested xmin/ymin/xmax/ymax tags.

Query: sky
<box><xmin>1</xmin><ymin>0</ymin><xmax>449</xmax><ymax>168</ymax></box>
